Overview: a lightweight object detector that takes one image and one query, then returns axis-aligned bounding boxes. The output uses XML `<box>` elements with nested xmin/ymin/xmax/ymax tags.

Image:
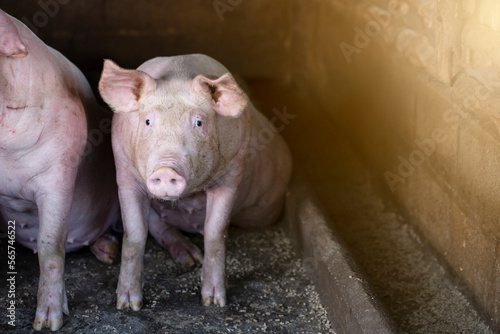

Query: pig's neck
<box><xmin>204</xmin><ymin>107</ymin><xmax>252</xmax><ymax>190</ymax></box>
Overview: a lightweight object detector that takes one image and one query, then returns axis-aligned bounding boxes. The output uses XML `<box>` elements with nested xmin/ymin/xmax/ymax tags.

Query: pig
<box><xmin>98</xmin><ymin>54</ymin><xmax>292</xmax><ymax>309</ymax></box>
<box><xmin>0</xmin><ymin>9</ymin><xmax>119</xmax><ymax>331</ymax></box>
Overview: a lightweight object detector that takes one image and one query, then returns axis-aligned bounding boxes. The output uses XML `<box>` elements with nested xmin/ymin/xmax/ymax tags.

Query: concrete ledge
<box><xmin>285</xmin><ymin>172</ymin><xmax>399</xmax><ymax>334</ymax></box>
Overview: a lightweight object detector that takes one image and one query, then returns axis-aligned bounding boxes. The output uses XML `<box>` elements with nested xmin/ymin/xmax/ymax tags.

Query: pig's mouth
<box><xmin>154</xmin><ymin>195</ymin><xmax>182</xmax><ymax>202</ymax></box>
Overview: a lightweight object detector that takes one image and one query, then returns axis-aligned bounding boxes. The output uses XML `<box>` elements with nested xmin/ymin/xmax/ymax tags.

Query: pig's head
<box><xmin>0</xmin><ymin>10</ymin><xmax>28</xmax><ymax>58</ymax></box>
<box><xmin>99</xmin><ymin>60</ymin><xmax>248</xmax><ymax>200</ymax></box>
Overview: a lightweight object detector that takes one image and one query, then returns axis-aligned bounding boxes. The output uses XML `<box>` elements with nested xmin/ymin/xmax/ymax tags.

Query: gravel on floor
<box><xmin>0</xmin><ymin>224</ymin><xmax>333</xmax><ymax>334</ymax></box>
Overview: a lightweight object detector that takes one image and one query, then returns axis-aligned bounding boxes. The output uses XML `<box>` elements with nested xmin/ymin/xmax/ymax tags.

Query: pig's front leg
<box><xmin>201</xmin><ymin>184</ymin><xmax>239</xmax><ymax>307</ymax></box>
<box><xmin>149</xmin><ymin>209</ymin><xmax>203</xmax><ymax>268</ymax></box>
<box><xmin>116</xmin><ymin>188</ymin><xmax>150</xmax><ymax>311</ymax></box>
<box><xmin>33</xmin><ymin>184</ymin><xmax>73</xmax><ymax>331</ymax></box>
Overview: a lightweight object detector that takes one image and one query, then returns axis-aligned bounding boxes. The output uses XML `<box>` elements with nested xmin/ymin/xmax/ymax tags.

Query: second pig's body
<box><xmin>0</xmin><ymin>11</ymin><xmax>119</xmax><ymax>331</ymax></box>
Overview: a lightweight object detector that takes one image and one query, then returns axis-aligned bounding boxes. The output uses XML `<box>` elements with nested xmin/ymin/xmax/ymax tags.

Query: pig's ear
<box><xmin>98</xmin><ymin>59</ymin><xmax>156</xmax><ymax>113</ymax></box>
<box><xmin>193</xmin><ymin>73</ymin><xmax>247</xmax><ymax>117</ymax></box>
<box><xmin>0</xmin><ymin>11</ymin><xmax>28</xmax><ymax>58</ymax></box>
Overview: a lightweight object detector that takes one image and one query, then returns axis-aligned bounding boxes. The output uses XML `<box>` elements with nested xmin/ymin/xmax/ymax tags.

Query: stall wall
<box><xmin>289</xmin><ymin>0</ymin><xmax>500</xmax><ymax>327</ymax></box>
<box><xmin>0</xmin><ymin>0</ymin><xmax>291</xmax><ymax>79</ymax></box>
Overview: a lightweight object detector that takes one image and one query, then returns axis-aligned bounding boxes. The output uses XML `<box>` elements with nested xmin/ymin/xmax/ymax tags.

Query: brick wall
<box><xmin>289</xmin><ymin>0</ymin><xmax>500</xmax><ymax>327</ymax></box>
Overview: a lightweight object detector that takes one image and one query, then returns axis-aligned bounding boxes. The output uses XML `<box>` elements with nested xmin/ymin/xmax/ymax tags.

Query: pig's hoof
<box><xmin>151</xmin><ymin>224</ymin><xmax>203</xmax><ymax>268</ymax></box>
<box><xmin>116</xmin><ymin>275</ymin><xmax>144</xmax><ymax>311</ymax></box>
<box><xmin>116</xmin><ymin>291</ymin><xmax>143</xmax><ymax>311</ymax></box>
<box><xmin>117</xmin><ymin>296</ymin><xmax>143</xmax><ymax>311</ymax></box>
<box><xmin>201</xmin><ymin>292</ymin><xmax>227</xmax><ymax>307</ymax></box>
<box><xmin>201</xmin><ymin>282</ymin><xmax>227</xmax><ymax>307</ymax></box>
<box><xmin>90</xmin><ymin>234</ymin><xmax>119</xmax><ymax>265</ymax></box>
<box><xmin>33</xmin><ymin>314</ymin><xmax>62</xmax><ymax>332</ymax></box>
<box><xmin>166</xmin><ymin>239</ymin><xmax>203</xmax><ymax>268</ymax></box>
<box><xmin>32</xmin><ymin>291</ymin><xmax>69</xmax><ymax>331</ymax></box>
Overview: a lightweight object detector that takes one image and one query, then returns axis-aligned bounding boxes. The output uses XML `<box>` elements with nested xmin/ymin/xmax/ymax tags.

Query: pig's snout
<box><xmin>147</xmin><ymin>167</ymin><xmax>186</xmax><ymax>198</ymax></box>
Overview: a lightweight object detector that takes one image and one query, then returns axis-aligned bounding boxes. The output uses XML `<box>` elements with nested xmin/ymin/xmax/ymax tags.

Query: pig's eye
<box><xmin>190</xmin><ymin>110</ymin><xmax>207</xmax><ymax>139</ymax></box>
<box><xmin>142</xmin><ymin>111</ymin><xmax>155</xmax><ymax>136</ymax></box>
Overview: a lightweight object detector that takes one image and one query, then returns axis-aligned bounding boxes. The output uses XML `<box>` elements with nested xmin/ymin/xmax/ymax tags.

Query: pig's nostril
<box><xmin>147</xmin><ymin>167</ymin><xmax>186</xmax><ymax>198</ymax></box>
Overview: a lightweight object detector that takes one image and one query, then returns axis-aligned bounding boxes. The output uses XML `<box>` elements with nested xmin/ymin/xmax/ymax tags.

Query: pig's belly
<box><xmin>0</xmin><ymin>195</ymin><xmax>40</xmax><ymax>250</ymax></box>
<box><xmin>150</xmin><ymin>192</ymin><xmax>207</xmax><ymax>234</ymax></box>
<box><xmin>0</xmin><ymin>195</ymin><xmax>107</xmax><ymax>252</ymax></box>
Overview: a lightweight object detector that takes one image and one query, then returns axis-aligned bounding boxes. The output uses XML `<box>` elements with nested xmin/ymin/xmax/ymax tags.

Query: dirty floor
<box><xmin>0</xmin><ymin>225</ymin><xmax>333</xmax><ymax>333</ymax></box>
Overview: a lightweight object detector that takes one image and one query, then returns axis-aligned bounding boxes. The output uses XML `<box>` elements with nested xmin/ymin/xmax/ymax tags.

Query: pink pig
<box><xmin>98</xmin><ymin>54</ymin><xmax>292</xmax><ymax>309</ymax></box>
<box><xmin>0</xmin><ymin>9</ymin><xmax>119</xmax><ymax>331</ymax></box>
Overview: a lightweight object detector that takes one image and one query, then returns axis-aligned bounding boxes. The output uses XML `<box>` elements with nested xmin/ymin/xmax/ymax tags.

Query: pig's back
<box><xmin>138</xmin><ymin>54</ymin><xmax>230</xmax><ymax>80</ymax></box>
<box><xmin>231</xmin><ymin>105</ymin><xmax>292</xmax><ymax>227</ymax></box>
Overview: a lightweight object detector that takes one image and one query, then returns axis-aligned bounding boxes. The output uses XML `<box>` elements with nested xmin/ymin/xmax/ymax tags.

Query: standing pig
<box><xmin>98</xmin><ymin>54</ymin><xmax>292</xmax><ymax>309</ymax></box>
<box><xmin>0</xmin><ymin>9</ymin><xmax>119</xmax><ymax>331</ymax></box>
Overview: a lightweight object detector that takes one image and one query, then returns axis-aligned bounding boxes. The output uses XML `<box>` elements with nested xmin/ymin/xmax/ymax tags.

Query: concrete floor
<box><xmin>0</xmin><ymin>225</ymin><xmax>332</xmax><ymax>333</ymax></box>
<box><xmin>248</xmin><ymin>82</ymin><xmax>495</xmax><ymax>334</ymax></box>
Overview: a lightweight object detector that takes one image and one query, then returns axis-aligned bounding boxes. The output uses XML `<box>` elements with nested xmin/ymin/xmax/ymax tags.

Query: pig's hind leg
<box><xmin>148</xmin><ymin>209</ymin><xmax>203</xmax><ymax>268</ymax></box>
<box><xmin>90</xmin><ymin>233</ymin><xmax>119</xmax><ymax>264</ymax></box>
